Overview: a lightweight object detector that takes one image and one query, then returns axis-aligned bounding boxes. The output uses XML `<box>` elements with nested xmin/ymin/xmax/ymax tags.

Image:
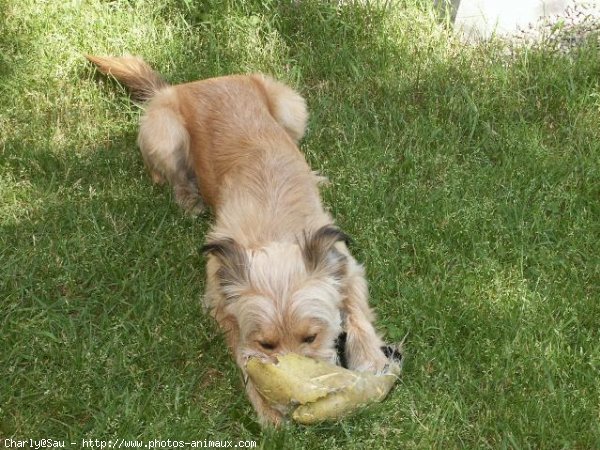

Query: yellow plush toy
<box><xmin>246</xmin><ymin>348</ymin><xmax>402</xmax><ymax>424</ymax></box>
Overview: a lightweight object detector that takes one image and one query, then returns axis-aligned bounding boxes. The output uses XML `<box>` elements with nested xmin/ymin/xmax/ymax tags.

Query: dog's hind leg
<box><xmin>137</xmin><ymin>97</ymin><xmax>204</xmax><ymax>215</ymax></box>
<box><xmin>252</xmin><ymin>74</ymin><xmax>309</xmax><ymax>143</ymax></box>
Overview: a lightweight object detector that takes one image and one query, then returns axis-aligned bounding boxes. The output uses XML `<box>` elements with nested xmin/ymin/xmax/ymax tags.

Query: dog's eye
<box><xmin>259</xmin><ymin>341</ymin><xmax>276</xmax><ymax>350</ymax></box>
<box><xmin>302</xmin><ymin>334</ymin><xmax>317</xmax><ymax>344</ymax></box>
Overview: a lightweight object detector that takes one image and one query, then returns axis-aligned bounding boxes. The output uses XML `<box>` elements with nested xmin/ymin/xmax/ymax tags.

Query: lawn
<box><xmin>1</xmin><ymin>0</ymin><xmax>599</xmax><ymax>448</ymax></box>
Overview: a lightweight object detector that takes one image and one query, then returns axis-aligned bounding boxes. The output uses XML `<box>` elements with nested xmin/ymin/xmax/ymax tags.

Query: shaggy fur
<box><xmin>87</xmin><ymin>55</ymin><xmax>388</xmax><ymax>425</ymax></box>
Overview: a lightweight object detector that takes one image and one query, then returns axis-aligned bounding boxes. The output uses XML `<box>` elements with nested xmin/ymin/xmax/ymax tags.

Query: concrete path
<box><xmin>454</xmin><ymin>0</ymin><xmax>577</xmax><ymax>41</ymax></box>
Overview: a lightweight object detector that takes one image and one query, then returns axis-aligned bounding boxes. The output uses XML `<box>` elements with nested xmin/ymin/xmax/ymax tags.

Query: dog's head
<box><xmin>203</xmin><ymin>226</ymin><xmax>349</xmax><ymax>365</ymax></box>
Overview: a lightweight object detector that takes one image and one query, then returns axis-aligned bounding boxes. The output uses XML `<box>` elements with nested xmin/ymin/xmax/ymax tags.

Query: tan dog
<box><xmin>87</xmin><ymin>55</ymin><xmax>389</xmax><ymax>425</ymax></box>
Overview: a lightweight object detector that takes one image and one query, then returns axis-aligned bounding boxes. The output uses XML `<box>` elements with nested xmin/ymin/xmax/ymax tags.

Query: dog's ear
<box><xmin>302</xmin><ymin>226</ymin><xmax>349</xmax><ymax>279</ymax></box>
<box><xmin>202</xmin><ymin>238</ymin><xmax>248</xmax><ymax>300</ymax></box>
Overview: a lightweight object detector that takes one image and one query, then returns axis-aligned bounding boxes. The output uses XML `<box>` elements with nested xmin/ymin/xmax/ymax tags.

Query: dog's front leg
<box><xmin>233</xmin><ymin>350</ymin><xmax>284</xmax><ymax>426</ymax></box>
<box><xmin>213</xmin><ymin>310</ymin><xmax>284</xmax><ymax>426</ymax></box>
<box><xmin>243</xmin><ymin>376</ymin><xmax>284</xmax><ymax>426</ymax></box>
<box><xmin>342</xmin><ymin>259</ymin><xmax>389</xmax><ymax>373</ymax></box>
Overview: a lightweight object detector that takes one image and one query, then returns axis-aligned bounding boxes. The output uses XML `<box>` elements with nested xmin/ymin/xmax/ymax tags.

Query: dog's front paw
<box><xmin>352</xmin><ymin>352</ymin><xmax>390</xmax><ymax>374</ymax></box>
<box><xmin>381</xmin><ymin>345</ymin><xmax>403</xmax><ymax>364</ymax></box>
<box><xmin>245</xmin><ymin>378</ymin><xmax>285</xmax><ymax>427</ymax></box>
<box><xmin>256</xmin><ymin>405</ymin><xmax>285</xmax><ymax>427</ymax></box>
<box><xmin>341</xmin><ymin>332</ymin><xmax>390</xmax><ymax>374</ymax></box>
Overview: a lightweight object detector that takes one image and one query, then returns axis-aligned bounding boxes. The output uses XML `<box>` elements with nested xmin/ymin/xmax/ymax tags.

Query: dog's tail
<box><xmin>85</xmin><ymin>54</ymin><xmax>168</xmax><ymax>102</ymax></box>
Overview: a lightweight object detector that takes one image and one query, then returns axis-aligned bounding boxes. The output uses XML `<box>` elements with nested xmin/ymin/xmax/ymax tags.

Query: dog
<box><xmin>86</xmin><ymin>55</ymin><xmax>390</xmax><ymax>425</ymax></box>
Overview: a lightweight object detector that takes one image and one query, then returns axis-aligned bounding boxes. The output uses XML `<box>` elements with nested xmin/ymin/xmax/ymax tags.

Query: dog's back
<box><xmin>86</xmin><ymin>55</ymin><xmax>309</xmax><ymax>214</ymax></box>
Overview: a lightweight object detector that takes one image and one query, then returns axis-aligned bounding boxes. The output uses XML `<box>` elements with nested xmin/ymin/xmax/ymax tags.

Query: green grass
<box><xmin>1</xmin><ymin>0</ymin><xmax>599</xmax><ymax>448</ymax></box>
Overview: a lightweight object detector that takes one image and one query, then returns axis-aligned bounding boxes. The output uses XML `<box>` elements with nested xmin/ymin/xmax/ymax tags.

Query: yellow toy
<box><xmin>246</xmin><ymin>349</ymin><xmax>402</xmax><ymax>424</ymax></box>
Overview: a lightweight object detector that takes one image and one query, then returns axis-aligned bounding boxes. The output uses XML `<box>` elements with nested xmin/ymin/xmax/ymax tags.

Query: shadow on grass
<box><xmin>0</xmin><ymin>124</ymin><xmax>244</xmax><ymax>435</ymax></box>
<box><xmin>139</xmin><ymin>0</ymin><xmax>404</xmax><ymax>85</ymax></box>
